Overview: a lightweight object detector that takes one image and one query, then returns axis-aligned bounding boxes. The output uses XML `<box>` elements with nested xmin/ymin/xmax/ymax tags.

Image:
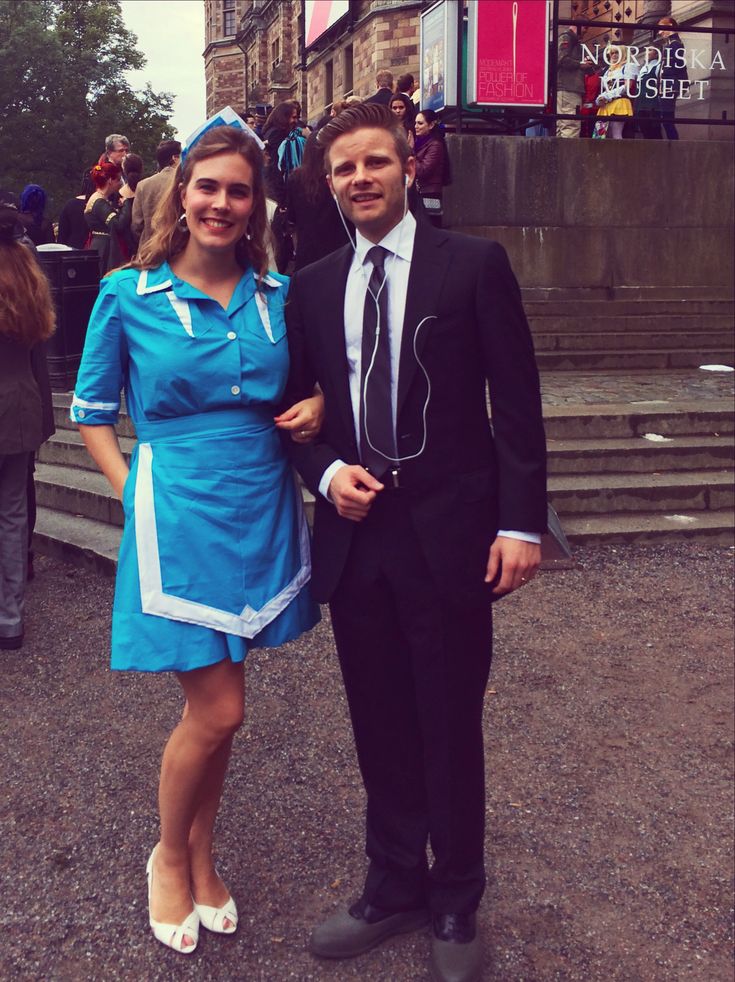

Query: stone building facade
<box><xmin>204</xmin><ymin>0</ymin><xmax>250</xmax><ymax>116</ymax></box>
<box><xmin>204</xmin><ymin>0</ymin><xmax>427</xmax><ymax>122</ymax></box>
<box><xmin>204</xmin><ymin>0</ymin><xmax>732</xmax><ymax>136</ymax></box>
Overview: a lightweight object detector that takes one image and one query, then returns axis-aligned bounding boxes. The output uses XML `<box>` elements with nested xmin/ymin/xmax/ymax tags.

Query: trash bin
<box><xmin>37</xmin><ymin>249</ymin><xmax>100</xmax><ymax>391</ymax></box>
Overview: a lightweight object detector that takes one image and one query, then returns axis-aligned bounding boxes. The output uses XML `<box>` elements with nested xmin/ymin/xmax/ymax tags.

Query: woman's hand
<box><xmin>274</xmin><ymin>392</ymin><xmax>325</xmax><ymax>444</ymax></box>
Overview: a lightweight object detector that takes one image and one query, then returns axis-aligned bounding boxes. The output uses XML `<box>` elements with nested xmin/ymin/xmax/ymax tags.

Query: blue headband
<box><xmin>180</xmin><ymin>106</ymin><xmax>265</xmax><ymax>165</ymax></box>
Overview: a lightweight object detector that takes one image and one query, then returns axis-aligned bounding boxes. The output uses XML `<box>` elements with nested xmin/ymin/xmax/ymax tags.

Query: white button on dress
<box><xmin>227</xmin><ymin>331</ymin><xmax>237</xmax><ymax>340</ymax></box>
<box><xmin>231</xmin><ymin>385</ymin><xmax>241</xmax><ymax>396</ymax></box>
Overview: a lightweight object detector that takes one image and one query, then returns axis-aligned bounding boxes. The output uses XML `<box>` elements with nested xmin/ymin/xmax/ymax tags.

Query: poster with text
<box><xmin>420</xmin><ymin>0</ymin><xmax>458</xmax><ymax>112</ymax></box>
<box><xmin>467</xmin><ymin>0</ymin><xmax>549</xmax><ymax>107</ymax></box>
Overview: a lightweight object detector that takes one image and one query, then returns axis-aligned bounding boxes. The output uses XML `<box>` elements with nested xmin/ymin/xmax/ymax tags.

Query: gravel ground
<box><xmin>1</xmin><ymin>544</ymin><xmax>733</xmax><ymax>982</ymax></box>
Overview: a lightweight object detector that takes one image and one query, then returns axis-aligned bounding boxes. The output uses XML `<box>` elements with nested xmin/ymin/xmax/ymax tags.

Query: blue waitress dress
<box><xmin>71</xmin><ymin>261</ymin><xmax>319</xmax><ymax>672</ymax></box>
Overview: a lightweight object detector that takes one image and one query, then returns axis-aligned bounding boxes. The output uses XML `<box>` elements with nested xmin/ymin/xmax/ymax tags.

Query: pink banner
<box><xmin>469</xmin><ymin>0</ymin><xmax>549</xmax><ymax>107</ymax></box>
<box><xmin>305</xmin><ymin>0</ymin><xmax>349</xmax><ymax>49</ymax></box>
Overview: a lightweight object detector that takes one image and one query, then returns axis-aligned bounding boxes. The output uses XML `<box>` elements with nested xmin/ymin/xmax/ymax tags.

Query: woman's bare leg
<box><xmin>148</xmin><ymin>658</ymin><xmax>244</xmax><ymax>938</ymax></box>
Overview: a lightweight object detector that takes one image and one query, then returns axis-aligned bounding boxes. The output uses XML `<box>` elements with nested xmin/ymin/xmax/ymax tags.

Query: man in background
<box><xmin>365</xmin><ymin>69</ymin><xmax>395</xmax><ymax>106</ymax></box>
<box><xmin>131</xmin><ymin>139</ymin><xmax>181</xmax><ymax>249</ymax></box>
<box><xmin>556</xmin><ymin>23</ymin><xmax>591</xmax><ymax>137</ymax></box>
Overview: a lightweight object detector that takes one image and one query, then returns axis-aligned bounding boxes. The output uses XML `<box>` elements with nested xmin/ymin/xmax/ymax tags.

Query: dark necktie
<box><xmin>359</xmin><ymin>245</ymin><xmax>396</xmax><ymax>477</ymax></box>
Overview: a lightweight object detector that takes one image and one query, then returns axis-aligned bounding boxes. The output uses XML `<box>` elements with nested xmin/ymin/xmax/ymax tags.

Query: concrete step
<box><xmin>528</xmin><ymin>314</ymin><xmax>735</xmax><ymax>334</ymax></box>
<box><xmin>542</xmin><ymin>401</ymin><xmax>734</xmax><ymax>439</ymax></box>
<box><xmin>533</xmin><ymin>331</ymin><xmax>734</xmax><ymax>352</ymax></box>
<box><xmin>548</xmin><ymin>469</ymin><xmax>733</xmax><ymax>516</ymax></box>
<box><xmin>33</xmin><ymin>507</ymin><xmax>120</xmax><ymax>576</ymax></box>
<box><xmin>39</xmin><ymin>430</ymin><xmax>136</xmax><ymax>471</ymax></box>
<box><xmin>34</xmin><ymin>462</ymin><xmax>124</xmax><ymax>527</ymax></box>
<box><xmin>547</xmin><ymin>434</ymin><xmax>735</xmax><ymax>475</ymax></box>
<box><xmin>536</xmin><ymin>349</ymin><xmax>734</xmax><ymax>371</ymax></box>
<box><xmin>521</xmin><ymin>287</ymin><xmax>735</xmax><ymax>304</ymax></box>
<box><xmin>560</xmin><ymin>509</ymin><xmax>735</xmax><ymax>546</ymax></box>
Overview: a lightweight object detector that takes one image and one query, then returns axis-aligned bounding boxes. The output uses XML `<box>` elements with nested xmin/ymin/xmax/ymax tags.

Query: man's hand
<box><xmin>485</xmin><ymin>536</ymin><xmax>541</xmax><ymax>597</ymax></box>
<box><xmin>328</xmin><ymin>465</ymin><xmax>383</xmax><ymax>521</ymax></box>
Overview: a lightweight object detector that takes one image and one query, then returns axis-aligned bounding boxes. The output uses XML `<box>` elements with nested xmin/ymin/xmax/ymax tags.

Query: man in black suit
<box><xmin>365</xmin><ymin>69</ymin><xmax>395</xmax><ymax>107</ymax></box>
<box><xmin>284</xmin><ymin>103</ymin><xmax>546</xmax><ymax>982</ymax></box>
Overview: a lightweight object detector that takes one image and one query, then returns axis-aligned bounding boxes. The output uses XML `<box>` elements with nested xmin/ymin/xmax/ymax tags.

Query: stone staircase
<box><xmin>527</xmin><ymin>297</ymin><xmax>735</xmax><ymax>372</ymax></box>
<box><xmin>32</xmin><ymin>391</ymin><xmax>734</xmax><ymax>574</ymax></box>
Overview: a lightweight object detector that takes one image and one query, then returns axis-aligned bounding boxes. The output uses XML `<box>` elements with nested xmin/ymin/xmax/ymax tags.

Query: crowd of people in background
<box><xmin>555</xmin><ymin>15</ymin><xmax>689</xmax><ymax>140</ymax></box>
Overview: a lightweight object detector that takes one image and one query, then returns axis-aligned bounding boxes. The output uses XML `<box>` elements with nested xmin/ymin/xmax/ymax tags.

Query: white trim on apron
<box><xmin>133</xmin><ymin>442</ymin><xmax>311</xmax><ymax>638</ymax></box>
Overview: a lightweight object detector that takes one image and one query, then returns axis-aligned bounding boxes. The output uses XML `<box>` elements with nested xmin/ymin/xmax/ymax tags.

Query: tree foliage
<box><xmin>0</xmin><ymin>0</ymin><xmax>175</xmax><ymax>217</ymax></box>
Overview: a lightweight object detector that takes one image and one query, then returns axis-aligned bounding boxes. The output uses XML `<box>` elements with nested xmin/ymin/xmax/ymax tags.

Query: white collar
<box><xmin>352</xmin><ymin>210</ymin><xmax>416</xmax><ymax>270</ymax></box>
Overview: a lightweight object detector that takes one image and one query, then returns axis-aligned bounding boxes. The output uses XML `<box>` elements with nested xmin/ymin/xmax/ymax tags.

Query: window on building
<box><xmin>344</xmin><ymin>44</ymin><xmax>354</xmax><ymax>95</ymax></box>
<box><xmin>271</xmin><ymin>37</ymin><xmax>281</xmax><ymax>71</ymax></box>
<box><xmin>223</xmin><ymin>2</ymin><xmax>236</xmax><ymax>36</ymax></box>
<box><xmin>325</xmin><ymin>58</ymin><xmax>334</xmax><ymax>106</ymax></box>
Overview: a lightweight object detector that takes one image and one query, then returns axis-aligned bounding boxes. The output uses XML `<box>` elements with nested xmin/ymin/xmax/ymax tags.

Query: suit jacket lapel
<box><xmin>320</xmin><ymin>246</ymin><xmax>357</xmax><ymax>444</ymax></box>
<box><xmin>397</xmin><ymin>225</ymin><xmax>451</xmax><ymax>421</ymax></box>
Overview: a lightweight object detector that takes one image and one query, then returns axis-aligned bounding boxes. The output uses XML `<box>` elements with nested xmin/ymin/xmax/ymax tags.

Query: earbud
<box><xmin>332</xmin><ymin>193</ymin><xmax>338</xmax><ymax>201</ymax></box>
<box><xmin>404</xmin><ymin>175</ymin><xmax>409</xmax><ymax>186</ymax></box>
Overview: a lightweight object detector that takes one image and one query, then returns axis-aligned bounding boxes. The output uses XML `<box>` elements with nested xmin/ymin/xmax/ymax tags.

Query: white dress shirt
<box><xmin>317</xmin><ymin>211</ymin><xmax>540</xmax><ymax>546</ymax></box>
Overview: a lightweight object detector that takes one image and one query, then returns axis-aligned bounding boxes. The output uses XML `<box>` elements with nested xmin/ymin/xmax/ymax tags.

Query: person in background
<box><xmin>390</xmin><ymin>95</ymin><xmax>415</xmax><ymax>149</ymax></box>
<box><xmin>656</xmin><ymin>16</ymin><xmax>689</xmax><ymax>140</ymax></box>
<box><xmin>365</xmin><ymin>70</ymin><xmax>394</xmax><ymax>107</ymax></box>
<box><xmin>396</xmin><ymin>72</ymin><xmax>418</xmax><ymax>115</ymax></box>
<box><xmin>132</xmin><ymin>139</ymin><xmax>181</xmax><ymax>250</ymax></box>
<box><xmin>284</xmin><ymin>133</ymin><xmax>353</xmax><ymax>271</ymax></box>
<box><xmin>580</xmin><ymin>66</ymin><xmax>602</xmax><ymax>137</ymax></box>
<box><xmin>72</xmin><ymin>120</ymin><xmax>321</xmax><ymax>956</ymax></box>
<box><xmin>262</xmin><ymin>100</ymin><xmax>300</xmax><ymax>204</ymax></box>
<box><xmin>19</xmin><ymin>185</ymin><xmax>54</xmax><ymax>246</ymax></box>
<box><xmin>635</xmin><ymin>46</ymin><xmax>663</xmax><ymax>139</ymax></box>
<box><xmin>594</xmin><ymin>45</ymin><xmax>635</xmax><ymax>139</ymax></box>
<box><xmin>58</xmin><ymin>173</ymin><xmax>96</xmax><ymax>249</ymax></box>
<box><xmin>556</xmin><ymin>23</ymin><xmax>592</xmax><ymax>137</ymax></box>
<box><xmin>84</xmin><ymin>161</ymin><xmax>131</xmax><ymax>273</ymax></box>
<box><xmin>413</xmin><ymin>109</ymin><xmax>450</xmax><ymax>226</ymax></box>
<box><xmin>100</xmin><ymin>133</ymin><xmax>130</xmax><ymax>168</ymax></box>
<box><xmin>0</xmin><ymin>206</ymin><xmax>56</xmax><ymax>649</ymax></box>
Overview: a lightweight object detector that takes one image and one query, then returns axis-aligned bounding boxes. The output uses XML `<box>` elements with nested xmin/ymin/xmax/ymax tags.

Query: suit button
<box><xmin>231</xmin><ymin>385</ymin><xmax>241</xmax><ymax>395</ymax></box>
<box><xmin>227</xmin><ymin>331</ymin><xmax>237</xmax><ymax>340</ymax></box>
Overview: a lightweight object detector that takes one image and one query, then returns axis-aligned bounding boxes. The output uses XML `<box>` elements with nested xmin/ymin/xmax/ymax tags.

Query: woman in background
<box><xmin>595</xmin><ymin>44</ymin><xmax>636</xmax><ymax>139</ymax></box>
<box><xmin>390</xmin><ymin>95</ymin><xmax>415</xmax><ymax>149</ymax></box>
<box><xmin>0</xmin><ymin>206</ymin><xmax>55</xmax><ymax>649</ymax></box>
<box><xmin>84</xmin><ymin>161</ymin><xmax>131</xmax><ymax>273</ymax></box>
<box><xmin>414</xmin><ymin>109</ymin><xmax>450</xmax><ymax>227</ymax></box>
<box><xmin>284</xmin><ymin>133</ymin><xmax>352</xmax><ymax>271</ymax></box>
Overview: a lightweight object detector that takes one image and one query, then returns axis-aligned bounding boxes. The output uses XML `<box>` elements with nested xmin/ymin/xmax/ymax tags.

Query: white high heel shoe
<box><xmin>146</xmin><ymin>848</ymin><xmax>200</xmax><ymax>954</ymax></box>
<box><xmin>194</xmin><ymin>893</ymin><xmax>238</xmax><ymax>934</ymax></box>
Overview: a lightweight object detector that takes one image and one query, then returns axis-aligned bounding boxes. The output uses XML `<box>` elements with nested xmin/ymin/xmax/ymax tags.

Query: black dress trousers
<box><xmin>328</xmin><ymin>489</ymin><xmax>493</xmax><ymax>915</ymax></box>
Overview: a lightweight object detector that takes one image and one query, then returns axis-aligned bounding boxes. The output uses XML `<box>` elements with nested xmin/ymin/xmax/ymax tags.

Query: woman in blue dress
<box><xmin>72</xmin><ymin>121</ymin><xmax>321</xmax><ymax>955</ymax></box>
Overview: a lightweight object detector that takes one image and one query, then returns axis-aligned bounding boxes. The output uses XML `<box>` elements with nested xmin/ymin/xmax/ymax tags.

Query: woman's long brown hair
<box><xmin>132</xmin><ymin>126</ymin><xmax>270</xmax><ymax>280</ymax></box>
<box><xmin>0</xmin><ymin>215</ymin><xmax>56</xmax><ymax>346</ymax></box>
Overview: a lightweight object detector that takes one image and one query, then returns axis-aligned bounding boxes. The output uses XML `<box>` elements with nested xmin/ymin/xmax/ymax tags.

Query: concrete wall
<box><xmin>445</xmin><ymin>136</ymin><xmax>734</xmax><ymax>292</ymax></box>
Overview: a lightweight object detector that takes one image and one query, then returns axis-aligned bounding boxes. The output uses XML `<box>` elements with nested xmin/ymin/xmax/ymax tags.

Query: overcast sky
<box><xmin>120</xmin><ymin>0</ymin><xmax>206</xmax><ymax>143</ymax></box>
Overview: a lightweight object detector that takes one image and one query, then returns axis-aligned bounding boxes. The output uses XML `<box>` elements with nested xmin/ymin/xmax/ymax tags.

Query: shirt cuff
<box><xmin>319</xmin><ymin>459</ymin><xmax>347</xmax><ymax>502</ymax></box>
<box><xmin>497</xmin><ymin>530</ymin><xmax>542</xmax><ymax>545</ymax></box>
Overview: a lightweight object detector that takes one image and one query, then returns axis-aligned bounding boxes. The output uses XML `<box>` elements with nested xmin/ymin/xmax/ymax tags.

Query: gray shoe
<box><xmin>429</xmin><ymin>913</ymin><xmax>483</xmax><ymax>982</ymax></box>
<box><xmin>310</xmin><ymin>899</ymin><xmax>430</xmax><ymax>959</ymax></box>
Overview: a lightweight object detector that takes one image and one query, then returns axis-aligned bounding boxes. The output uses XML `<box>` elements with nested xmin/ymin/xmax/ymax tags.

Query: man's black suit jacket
<box><xmin>284</xmin><ymin>224</ymin><xmax>547</xmax><ymax>608</ymax></box>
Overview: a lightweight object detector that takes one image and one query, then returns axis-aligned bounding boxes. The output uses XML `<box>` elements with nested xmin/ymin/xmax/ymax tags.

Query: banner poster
<box><xmin>420</xmin><ymin>0</ymin><xmax>458</xmax><ymax>112</ymax></box>
<box><xmin>304</xmin><ymin>0</ymin><xmax>349</xmax><ymax>49</ymax></box>
<box><xmin>467</xmin><ymin>0</ymin><xmax>549</xmax><ymax>107</ymax></box>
